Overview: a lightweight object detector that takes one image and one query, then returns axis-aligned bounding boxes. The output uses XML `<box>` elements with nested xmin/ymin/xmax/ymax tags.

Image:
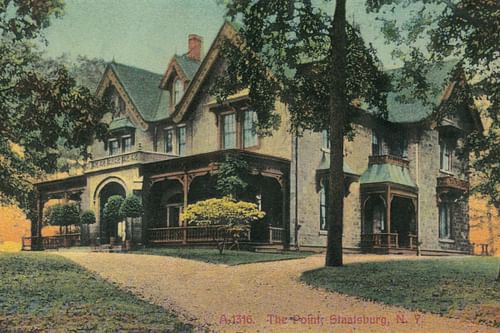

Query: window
<box><xmin>177</xmin><ymin>126</ymin><xmax>186</xmax><ymax>156</ymax></box>
<box><xmin>121</xmin><ymin>136</ymin><xmax>132</xmax><ymax>153</ymax></box>
<box><xmin>320</xmin><ymin>181</ymin><xmax>328</xmax><ymax>231</ymax></box>
<box><xmin>173</xmin><ymin>79</ymin><xmax>183</xmax><ymax>105</ymax></box>
<box><xmin>439</xmin><ymin>203</ymin><xmax>452</xmax><ymax>239</ymax></box>
<box><xmin>118</xmin><ymin>96</ymin><xmax>126</xmax><ymax>115</ymax></box>
<box><xmin>222</xmin><ymin>113</ymin><xmax>237</xmax><ymax>149</ymax></box>
<box><xmin>372</xmin><ymin>131</ymin><xmax>382</xmax><ymax>156</ymax></box>
<box><xmin>322</xmin><ymin>129</ymin><xmax>330</xmax><ymax>149</ymax></box>
<box><xmin>440</xmin><ymin>141</ymin><xmax>451</xmax><ymax>171</ymax></box>
<box><xmin>243</xmin><ymin>110</ymin><xmax>258</xmax><ymax>148</ymax></box>
<box><xmin>164</xmin><ymin>128</ymin><xmax>174</xmax><ymax>154</ymax></box>
<box><xmin>109</xmin><ymin>139</ymin><xmax>119</xmax><ymax>156</ymax></box>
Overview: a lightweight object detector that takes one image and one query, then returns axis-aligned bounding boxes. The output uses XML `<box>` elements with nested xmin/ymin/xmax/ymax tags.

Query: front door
<box><xmin>166</xmin><ymin>204</ymin><xmax>182</xmax><ymax>227</ymax></box>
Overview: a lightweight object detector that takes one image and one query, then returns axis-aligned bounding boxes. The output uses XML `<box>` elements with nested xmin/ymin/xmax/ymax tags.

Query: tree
<box><xmin>45</xmin><ymin>203</ymin><xmax>79</xmax><ymax>234</ymax></box>
<box><xmin>80</xmin><ymin>209</ymin><xmax>96</xmax><ymax>244</ymax></box>
<box><xmin>45</xmin><ymin>204</ymin><xmax>65</xmax><ymax>234</ymax></box>
<box><xmin>213</xmin><ymin>1</ymin><xmax>390</xmax><ymax>266</ymax></box>
<box><xmin>215</xmin><ymin>154</ymin><xmax>250</xmax><ymax>199</ymax></box>
<box><xmin>366</xmin><ymin>0</ymin><xmax>499</xmax><ymax>208</ymax></box>
<box><xmin>181</xmin><ymin>197</ymin><xmax>265</xmax><ymax>254</ymax></box>
<box><xmin>102</xmin><ymin>195</ymin><xmax>124</xmax><ymax>238</ymax></box>
<box><xmin>119</xmin><ymin>195</ymin><xmax>143</xmax><ymax>242</ymax></box>
<box><xmin>0</xmin><ymin>0</ymin><xmax>110</xmax><ymax>222</ymax></box>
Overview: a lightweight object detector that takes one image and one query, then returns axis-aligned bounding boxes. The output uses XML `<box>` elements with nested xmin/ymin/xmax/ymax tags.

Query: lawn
<box><xmin>0</xmin><ymin>253</ymin><xmax>192</xmax><ymax>332</ymax></box>
<box><xmin>301</xmin><ymin>256</ymin><xmax>500</xmax><ymax>327</ymax></box>
<box><xmin>133</xmin><ymin>247</ymin><xmax>312</xmax><ymax>265</ymax></box>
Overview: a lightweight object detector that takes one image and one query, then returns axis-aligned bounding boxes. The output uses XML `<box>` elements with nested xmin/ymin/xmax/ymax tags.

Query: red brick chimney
<box><xmin>187</xmin><ymin>34</ymin><xmax>203</xmax><ymax>62</ymax></box>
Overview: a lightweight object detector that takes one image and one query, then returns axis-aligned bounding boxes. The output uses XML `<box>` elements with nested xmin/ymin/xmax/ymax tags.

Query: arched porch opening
<box><xmin>391</xmin><ymin>196</ymin><xmax>417</xmax><ymax>248</ymax></box>
<box><xmin>97</xmin><ymin>181</ymin><xmax>126</xmax><ymax>244</ymax></box>
<box><xmin>363</xmin><ymin>195</ymin><xmax>387</xmax><ymax>234</ymax></box>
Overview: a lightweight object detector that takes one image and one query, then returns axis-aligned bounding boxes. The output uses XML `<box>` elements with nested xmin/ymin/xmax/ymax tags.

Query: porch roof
<box><xmin>360</xmin><ymin>163</ymin><xmax>416</xmax><ymax>188</ymax></box>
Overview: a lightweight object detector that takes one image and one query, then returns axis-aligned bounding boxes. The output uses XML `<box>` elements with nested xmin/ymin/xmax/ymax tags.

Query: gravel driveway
<box><xmin>59</xmin><ymin>252</ymin><xmax>496</xmax><ymax>333</ymax></box>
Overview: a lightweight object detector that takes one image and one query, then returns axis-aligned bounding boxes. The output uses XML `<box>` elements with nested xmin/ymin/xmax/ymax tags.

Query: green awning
<box><xmin>360</xmin><ymin>163</ymin><xmax>416</xmax><ymax>188</ymax></box>
<box><xmin>109</xmin><ymin>118</ymin><xmax>136</xmax><ymax>131</ymax></box>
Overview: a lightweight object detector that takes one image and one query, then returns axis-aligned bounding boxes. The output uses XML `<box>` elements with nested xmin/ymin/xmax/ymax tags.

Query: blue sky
<box><xmin>42</xmin><ymin>0</ymin><xmax>398</xmax><ymax>74</ymax></box>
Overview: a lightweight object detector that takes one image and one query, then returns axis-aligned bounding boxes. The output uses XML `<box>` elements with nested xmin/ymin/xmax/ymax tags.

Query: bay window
<box><xmin>177</xmin><ymin>126</ymin><xmax>186</xmax><ymax>156</ymax></box>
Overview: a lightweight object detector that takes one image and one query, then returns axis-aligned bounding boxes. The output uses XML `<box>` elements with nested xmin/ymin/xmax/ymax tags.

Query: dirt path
<box><xmin>59</xmin><ymin>252</ymin><xmax>496</xmax><ymax>333</ymax></box>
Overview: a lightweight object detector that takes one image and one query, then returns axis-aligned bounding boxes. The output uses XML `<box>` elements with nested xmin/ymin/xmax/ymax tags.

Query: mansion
<box><xmin>33</xmin><ymin>23</ymin><xmax>481</xmax><ymax>255</ymax></box>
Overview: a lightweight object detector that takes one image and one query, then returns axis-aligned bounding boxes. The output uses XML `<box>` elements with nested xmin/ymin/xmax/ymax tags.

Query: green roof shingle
<box><xmin>110</xmin><ymin>62</ymin><xmax>171</xmax><ymax>122</ymax></box>
<box><xmin>360</xmin><ymin>164</ymin><xmax>416</xmax><ymax>188</ymax></box>
<box><xmin>384</xmin><ymin>60</ymin><xmax>460</xmax><ymax>123</ymax></box>
<box><xmin>174</xmin><ymin>54</ymin><xmax>201</xmax><ymax>81</ymax></box>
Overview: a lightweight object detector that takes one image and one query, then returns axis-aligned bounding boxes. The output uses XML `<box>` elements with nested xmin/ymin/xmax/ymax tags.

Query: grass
<box><xmin>133</xmin><ymin>247</ymin><xmax>312</xmax><ymax>265</ymax></box>
<box><xmin>301</xmin><ymin>256</ymin><xmax>500</xmax><ymax>327</ymax></box>
<box><xmin>0</xmin><ymin>252</ymin><xmax>192</xmax><ymax>332</ymax></box>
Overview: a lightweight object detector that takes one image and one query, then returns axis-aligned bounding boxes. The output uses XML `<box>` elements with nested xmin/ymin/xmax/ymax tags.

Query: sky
<box><xmin>42</xmin><ymin>0</ymin><xmax>399</xmax><ymax>74</ymax></box>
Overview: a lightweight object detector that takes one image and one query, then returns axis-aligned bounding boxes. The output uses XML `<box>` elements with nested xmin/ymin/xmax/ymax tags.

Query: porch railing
<box><xmin>148</xmin><ymin>225</ymin><xmax>251</xmax><ymax>244</ymax></box>
<box><xmin>361</xmin><ymin>233</ymin><xmax>399</xmax><ymax>249</ymax></box>
<box><xmin>269</xmin><ymin>226</ymin><xmax>285</xmax><ymax>244</ymax></box>
<box><xmin>22</xmin><ymin>233</ymin><xmax>81</xmax><ymax>251</ymax></box>
<box><xmin>148</xmin><ymin>225</ymin><xmax>284</xmax><ymax>245</ymax></box>
<box><xmin>361</xmin><ymin>233</ymin><xmax>419</xmax><ymax>250</ymax></box>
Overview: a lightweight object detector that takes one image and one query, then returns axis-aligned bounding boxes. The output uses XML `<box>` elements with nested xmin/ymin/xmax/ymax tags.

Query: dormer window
<box><xmin>173</xmin><ymin>79</ymin><xmax>183</xmax><ymax>105</ymax></box>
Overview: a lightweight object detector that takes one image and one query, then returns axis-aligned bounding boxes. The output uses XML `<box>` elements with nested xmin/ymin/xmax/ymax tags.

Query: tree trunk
<box><xmin>326</xmin><ymin>0</ymin><xmax>347</xmax><ymax>267</ymax></box>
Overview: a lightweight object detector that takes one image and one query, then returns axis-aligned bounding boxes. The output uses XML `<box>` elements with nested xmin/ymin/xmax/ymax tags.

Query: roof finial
<box><xmin>112</xmin><ymin>56</ymin><xmax>116</xmax><ymax>64</ymax></box>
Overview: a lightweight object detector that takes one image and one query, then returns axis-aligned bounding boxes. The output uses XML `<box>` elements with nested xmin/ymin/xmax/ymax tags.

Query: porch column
<box><xmin>281</xmin><ymin>175</ymin><xmax>290</xmax><ymax>249</ymax></box>
<box><xmin>386</xmin><ymin>186</ymin><xmax>392</xmax><ymax>248</ymax></box>
<box><xmin>182</xmin><ymin>172</ymin><xmax>189</xmax><ymax>244</ymax></box>
<box><xmin>33</xmin><ymin>191</ymin><xmax>45</xmax><ymax>250</ymax></box>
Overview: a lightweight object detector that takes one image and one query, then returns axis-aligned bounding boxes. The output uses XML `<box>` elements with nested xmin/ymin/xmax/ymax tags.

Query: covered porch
<box><xmin>142</xmin><ymin>149</ymin><xmax>290</xmax><ymax>247</ymax></box>
<box><xmin>26</xmin><ymin>175</ymin><xmax>86</xmax><ymax>250</ymax></box>
<box><xmin>360</xmin><ymin>155</ymin><xmax>419</xmax><ymax>253</ymax></box>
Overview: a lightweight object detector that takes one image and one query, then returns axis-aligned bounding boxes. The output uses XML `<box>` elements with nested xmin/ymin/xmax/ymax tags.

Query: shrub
<box><xmin>45</xmin><ymin>203</ymin><xmax>80</xmax><ymax>234</ymax></box>
<box><xmin>80</xmin><ymin>210</ymin><xmax>96</xmax><ymax>225</ymax></box>
<box><xmin>103</xmin><ymin>195</ymin><xmax>124</xmax><ymax>225</ymax></box>
<box><xmin>119</xmin><ymin>195</ymin><xmax>143</xmax><ymax>218</ymax></box>
<box><xmin>45</xmin><ymin>204</ymin><xmax>65</xmax><ymax>228</ymax></box>
<box><xmin>119</xmin><ymin>195</ymin><xmax>143</xmax><ymax>242</ymax></box>
<box><xmin>181</xmin><ymin>197</ymin><xmax>265</xmax><ymax>254</ymax></box>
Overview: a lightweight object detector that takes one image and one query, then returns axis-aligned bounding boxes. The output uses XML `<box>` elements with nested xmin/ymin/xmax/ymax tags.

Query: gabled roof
<box><xmin>109</xmin><ymin>62</ymin><xmax>170</xmax><ymax>122</ymax></box>
<box><xmin>384</xmin><ymin>60</ymin><xmax>460</xmax><ymax>123</ymax></box>
<box><xmin>159</xmin><ymin>54</ymin><xmax>201</xmax><ymax>90</ymax></box>
<box><xmin>174</xmin><ymin>54</ymin><xmax>201</xmax><ymax>81</ymax></box>
<box><xmin>172</xmin><ymin>22</ymin><xmax>237</xmax><ymax>122</ymax></box>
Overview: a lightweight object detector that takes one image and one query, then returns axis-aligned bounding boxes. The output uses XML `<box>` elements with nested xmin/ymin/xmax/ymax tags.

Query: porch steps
<box><xmin>92</xmin><ymin>244</ymin><xmax>126</xmax><ymax>253</ymax></box>
<box><xmin>252</xmin><ymin>244</ymin><xmax>286</xmax><ymax>253</ymax></box>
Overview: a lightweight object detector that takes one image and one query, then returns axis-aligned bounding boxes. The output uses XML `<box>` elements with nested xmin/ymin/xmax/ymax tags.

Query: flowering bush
<box><xmin>181</xmin><ymin>197</ymin><xmax>265</xmax><ymax>254</ymax></box>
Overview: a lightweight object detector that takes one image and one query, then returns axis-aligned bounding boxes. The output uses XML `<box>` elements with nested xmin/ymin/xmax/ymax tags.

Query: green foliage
<box><xmin>80</xmin><ymin>210</ymin><xmax>96</xmax><ymax>225</ymax></box>
<box><xmin>215</xmin><ymin>154</ymin><xmax>250</xmax><ymax>199</ymax></box>
<box><xmin>181</xmin><ymin>197</ymin><xmax>265</xmax><ymax>254</ymax></box>
<box><xmin>0</xmin><ymin>253</ymin><xmax>191</xmax><ymax>331</ymax></box>
<box><xmin>44</xmin><ymin>204</ymin><xmax>65</xmax><ymax>227</ymax></box>
<box><xmin>367</xmin><ymin>0</ymin><xmax>499</xmax><ymax>208</ymax></box>
<box><xmin>302</xmin><ymin>257</ymin><xmax>500</xmax><ymax>327</ymax></box>
<box><xmin>213</xmin><ymin>1</ymin><xmax>391</xmax><ymax>133</ymax></box>
<box><xmin>119</xmin><ymin>195</ymin><xmax>143</xmax><ymax>218</ymax></box>
<box><xmin>45</xmin><ymin>203</ymin><xmax>80</xmax><ymax>227</ymax></box>
<box><xmin>181</xmin><ymin>197</ymin><xmax>265</xmax><ymax>227</ymax></box>
<box><xmin>0</xmin><ymin>0</ymin><xmax>111</xmax><ymax>220</ymax></box>
<box><xmin>103</xmin><ymin>195</ymin><xmax>124</xmax><ymax>225</ymax></box>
